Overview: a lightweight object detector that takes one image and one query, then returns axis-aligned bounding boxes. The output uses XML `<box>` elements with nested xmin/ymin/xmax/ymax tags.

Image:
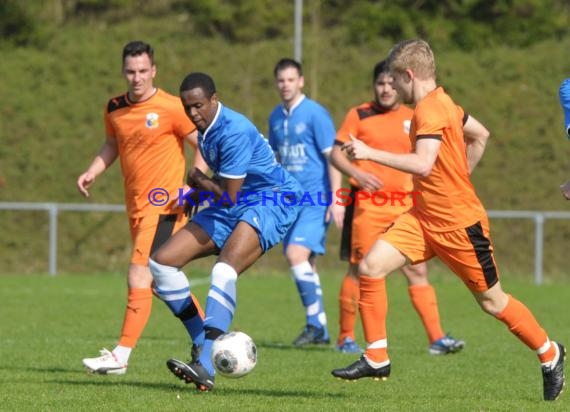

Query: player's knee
<box><xmin>211</xmin><ymin>262</ymin><xmax>238</xmax><ymax>286</ymax></box>
<box><xmin>474</xmin><ymin>285</ymin><xmax>509</xmax><ymax>316</ymax></box>
<box><xmin>285</xmin><ymin>246</ymin><xmax>310</xmax><ymax>266</ymax></box>
<box><xmin>401</xmin><ymin>264</ymin><xmax>429</xmax><ymax>285</ymax></box>
<box><xmin>358</xmin><ymin>257</ymin><xmax>386</xmax><ymax>278</ymax></box>
<box><xmin>476</xmin><ymin>296</ymin><xmax>505</xmax><ymax>316</ymax></box>
<box><xmin>149</xmin><ymin>248</ymin><xmax>165</xmax><ymax>263</ymax></box>
<box><xmin>148</xmin><ymin>258</ymin><xmax>177</xmax><ymax>283</ymax></box>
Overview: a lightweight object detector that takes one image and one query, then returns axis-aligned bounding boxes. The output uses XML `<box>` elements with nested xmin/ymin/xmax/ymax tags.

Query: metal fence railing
<box><xmin>2</xmin><ymin>202</ymin><xmax>570</xmax><ymax>283</ymax></box>
<box><xmin>0</xmin><ymin>202</ymin><xmax>125</xmax><ymax>275</ymax></box>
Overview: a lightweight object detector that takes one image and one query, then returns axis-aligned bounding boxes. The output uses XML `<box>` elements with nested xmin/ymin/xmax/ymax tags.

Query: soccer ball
<box><xmin>211</xmin><ymin>331</ymin><xmax>257</xmax><ymax>378</ymax></box>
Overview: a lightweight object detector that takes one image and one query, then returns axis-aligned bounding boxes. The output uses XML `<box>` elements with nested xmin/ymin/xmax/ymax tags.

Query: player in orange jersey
<box><xmin>332</xmin><ymin>39</ymin><xmax>565</xmax><ymax>402</ymax></box>
<box><xmin>77</xmin><ymin>41</ymin><xmax>207</xmax><ymax>375</ymax></box>
<box><xmin>332</xmin><ymin>60</ymin><xmax>464</xmax><ymax>355</ymax></box>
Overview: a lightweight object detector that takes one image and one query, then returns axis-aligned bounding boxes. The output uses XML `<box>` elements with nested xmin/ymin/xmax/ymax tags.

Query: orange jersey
<box><xmin>410</xmin><ymin>87</ymin><xmax>485</xmax><ymax>231</ymax></box>
<box><xmin>104</xmin><ymin>88</ymin><xmax>196</xmax><ymax>218</ymax></box>
<box><xmin>336</xmin><ymin>102</ymin><xmax>414</xmax><ymax>214</ymax></box>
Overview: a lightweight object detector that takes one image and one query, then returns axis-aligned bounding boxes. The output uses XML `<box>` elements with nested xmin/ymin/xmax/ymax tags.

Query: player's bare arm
<box><xmin>331</xmin><ymin>143</ymin><xmax>383</xmax><ymax>192</ymax></box>
<box><xmin>171</xmin><ymin>131</ymin><xmax>210</xmax><ymax>213</ymax></box>
<box><xmin>186</xmin><ymin>167</ymin><xmax>245</xmax><ymax>206</ymax></box>
<box><xmin>76</xmin><ymin>136</ymin><xmax>119</xmax><ymax>197</ymax></box>
<box><xmin>323</xmin><ymin>149</ymin><xmax>345</xmax><ymax>228</ymax></box>
<box><xmin>343</xmin><ymin>135</ymin><xmax>440</xmax><ymax>177</ymax></box>
<box><xmin>463</xmin><ymin>115</ymin><xmax>490</xmax><ymax>174</ymax></box>
<box><xmin>184</xmin><ymin>130</ymin><xmax>209</xmax><ymax>173</ymax></box>
<box><xmin>560</xmin><ymin>180</ymin><xmax>570</xmax><ymax>200</ymax></box>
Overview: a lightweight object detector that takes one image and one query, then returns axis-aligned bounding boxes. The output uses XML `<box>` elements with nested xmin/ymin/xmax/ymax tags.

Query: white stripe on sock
<box><xmin>536</xmin><ymin>338</ymin><xmax>551</xmax><ymax>356</ymax></box>
<box><xmin>367</xmin><ymin>339</ymin><xmax>387</xmax><ymax>349</ymax></box>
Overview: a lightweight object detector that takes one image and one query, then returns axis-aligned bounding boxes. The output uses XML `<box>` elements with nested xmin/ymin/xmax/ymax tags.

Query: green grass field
<box><xmin>1</xmin><ymin>270</ymin><xmax>568</xmax><ymax>411</ymax></box>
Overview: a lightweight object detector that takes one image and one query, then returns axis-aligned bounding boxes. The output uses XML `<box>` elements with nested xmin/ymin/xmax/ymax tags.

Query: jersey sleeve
<box><xmin>218</xmin><ymin>129</ymin><xmax>254</xmax><ymax>179</ymax></box>
<box><xmin>267</xmin><ymin>113</ymin><xmax>278</xmax><ymax>153</ymax></box>
<box><xmin>172</xmin><ymin>102</ymin><xmax>196</xmax><ymax>140</ymax></box>
<box><xmin>559</xmin><ymin>78</ymin><xmax>570</xmax><ymax>139</ymax></box>
<box><xmin>311</xmin><ymin>105</ymin><xmax>336</xmax><ymax>153</ymax></box>
<box><xmin>414</xmin><ymin>100</ymin><xmax>447</xmax><ymax>139</ymax></box>
<box><xmin>336</xmin><ymin>108</ymin><xmax>359</xmax><ymax>144</ymax></box>
<box><xmin>456</xmin><ymin>104</ymin><xmax>466</xmax><ymax>126</ymax></box>
<box><xmin>104</xmin><ymin>105</ymin><xmax>115</xmax><ymax>138</ymax></box>
<box><xmin>268</xmin><ymin>107</ymin><xmax>285</xmax><ymax>156</ymax></box>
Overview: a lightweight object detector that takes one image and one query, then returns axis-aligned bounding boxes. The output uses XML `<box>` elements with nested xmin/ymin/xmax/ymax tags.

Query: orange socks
<box><xmin>338</xmin><ymin>274</ymin><xmax>360</xmax><ymax>343</ymax></box>
<box><xmin>408</xmin><ymin>284</ymin><xmax>445</xmax><ymax>344</ymax></box>
<box><xmin>118</xmin><ymin>288</ymin><xmax>153</xmax><ymax>348</ymax></box>
<box><xmin>496</xmin><ymin>294</ymin><xmax>556</xmax><ymax>363</ymax></box>
<box><xmin>191</xmin><ymin>292</ymin><xmax>205</xmax><ymax>319</ymax></box>
<box><xmin>359</xmin><ymin>276</ymin><xmax>389</xmax><ymax>363</ymax></box>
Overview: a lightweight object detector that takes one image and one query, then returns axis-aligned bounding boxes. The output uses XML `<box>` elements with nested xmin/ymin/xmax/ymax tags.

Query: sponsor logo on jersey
<box><xmin>146</xmin><ymin>112</ymin><xmax>159</xmax><ymax>129</ymax></box>
<box><xmin>403</xmin><ymin>120</ymin><xmax>411</xmax><ymax>134</ymax></box>
<box><xmin>295</xmin><ymin>122</ymin><xmax>307</xmax><ymax>135</ymax></box>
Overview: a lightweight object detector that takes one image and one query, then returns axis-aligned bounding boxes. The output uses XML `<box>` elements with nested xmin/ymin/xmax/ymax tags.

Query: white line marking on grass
<box><xmin>189</xmin><ymin>277</ymin><xmax>210</xmax><ymax>287</ymax></box>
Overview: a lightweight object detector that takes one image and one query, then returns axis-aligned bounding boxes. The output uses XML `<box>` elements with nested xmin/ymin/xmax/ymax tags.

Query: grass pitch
<box><xmin>0</xmin><ymin>270</ymin><xmax>568</xmax><ymax>411</ymax></box>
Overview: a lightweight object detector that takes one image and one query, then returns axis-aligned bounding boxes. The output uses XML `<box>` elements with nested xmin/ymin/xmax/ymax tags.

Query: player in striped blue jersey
<box><xmin>268</xmin><ymin>58</ymin><xmax>344</xmax><ymax>346</ymax></box>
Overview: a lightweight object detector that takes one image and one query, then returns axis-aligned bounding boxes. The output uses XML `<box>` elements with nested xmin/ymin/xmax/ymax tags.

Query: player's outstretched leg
<box><xmin>82</xmin><ymin>348</ymin><xmax>127</xmax><ymax>375</ymax></box>
<box><xmin>542</xmin><ymin>342</ymin><xmax>566</xmax><ymax>401</ymax></box>
<box><xmin>166</xmin><ymin>357</ymin><xmax>215</xmax><ymax>392</ymax></box>
<box><xmin>166</xmin><ymin>343</ymin><xmax>214</xmax><ymax>391</ymax></box>
<box><xmin>331</xmin><ymin>355</ymin><xmax>390</xmax><ymax>381</ymax></box>
<box><xmin>336</xmin><ymin>337</ymin><xmax>364</xmax><ymax>354</ymax></box>
<box><xmin>293</xmin><ymin>324</ymin><xmax>330</xmax><ymax>346</ymax></box>
<box><xmin>336</xmin><ymin>272</ymin><xmax>362</xmax><ymax>354</ymax></box>
<box><xmin>291</xmin><ymin>262</ymin><xmax>330</xmax><ymax>346</ymax></box>
<box><xmin>429</xmin><ymin>334</ymin><xmax>465</xmax><ymax>355</ymax></box>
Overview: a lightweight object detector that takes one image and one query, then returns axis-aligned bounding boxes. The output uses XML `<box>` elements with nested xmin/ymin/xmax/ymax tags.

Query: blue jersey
<box><xmin>268</xmin><ymin>95</ymin><xmax>336</xmax><ymax>196</ymax></box>
<box><xmin>559</xmin><ymin>78</ymin><xmax>570</xmax><ymax>139</ymax></box>
<box><xmin>198</xmin><ymin>103</ymin><xmax>300</xmax><ymax>196</ymax></box>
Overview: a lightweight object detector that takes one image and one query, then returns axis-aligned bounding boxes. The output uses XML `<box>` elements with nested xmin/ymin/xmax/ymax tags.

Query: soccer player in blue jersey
<box><xmin>149</xmin><ymin>72</ymin><xmax>303</xmax><ymax>391</ymax></box>
<box><xmin>268</xmin><ymin>58</ymin><xmax>344</xmax><ymax>346</ymax></box>
<box><xmin>559</xmin><ymin>78</ymin><xmax>570</xmax><ymax>199</ymax></box>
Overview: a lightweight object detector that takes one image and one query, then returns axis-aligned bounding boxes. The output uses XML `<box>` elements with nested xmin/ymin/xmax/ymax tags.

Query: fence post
<box><xmin>48</xmin><ymin>204</ymin><xmax>58</xmax><ymax>276</ymax></box>
<box><xmin>534</xmin><ymin>213</ymin><xmax>544</xmax><ymax>285</ymax></box>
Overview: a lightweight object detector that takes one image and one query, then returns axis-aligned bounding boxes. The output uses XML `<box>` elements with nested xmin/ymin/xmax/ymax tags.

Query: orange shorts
<box><xmin>350</xmin><ymin>202</ymin><xmax>410</xmax><ymax>264</ymax></box>
<box><xmin>129</xmin><ymin>212</ymin><xmax>187</xmax><ymax>266</ymax></box>
<box><xmin>381</xmin><ymin>210</ymin><xmax>500</xmax><ymax>292</ymax></box>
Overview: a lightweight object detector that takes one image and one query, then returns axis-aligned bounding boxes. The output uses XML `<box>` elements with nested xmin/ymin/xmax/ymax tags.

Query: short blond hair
<box><xmin>388</xmin><ymin>39</ymin><xmax>436</xmax><ymax>80</ymax></box>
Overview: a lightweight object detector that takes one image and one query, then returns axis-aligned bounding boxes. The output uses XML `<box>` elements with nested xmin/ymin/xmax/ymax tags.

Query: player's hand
<box><xmin>353</xmin><ymin>170</ymin><xmax>384</xmax><ymax>192</ymax></box>
<box><xmin>176</xmin><ymin>184</ymin><xmax>201</xmax><ymax>217</ymax></box>
<box><xmin>186</xmin><ymin>167</ymin><xmax>208</xmax><ymax>187</ymax></box>
<box><xmin>560</xmin><ymin>179</ymin><xmax>570</xmax><ymax>200</ymax></box>
<box><xmin>181</xmin><ymin>189</ymin><xmax>200</xmax><ymax>217</ymax></box>
<box><xmin>342</xmin><ymin>135</ymin><xmax>372</xmax><ymax>161</ymax></box>
<box><xmin>77</xmin><ymin>172</ymin><xmax>96</xmax><ymax>197</ymax></box>
<box><xmin>184</xmin><ymin>199</ymin><xmax>200</xmax><ymax>217</ymax></box>
<box><xmin>326</xmin><ymin>201</ymin><xmax>345</xmax><ymax>229</ymax></box>
<box><xmin>171</xmin><ymin>184</ymin><xmax>197</xmax><ymax>216</ymax></box>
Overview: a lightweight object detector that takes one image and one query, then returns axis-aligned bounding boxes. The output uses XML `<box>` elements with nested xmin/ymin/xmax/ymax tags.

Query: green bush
<box><xmin>0</xmin><ymin>1</ymin><xmax>38</xmax><ymax>47</ymax></box>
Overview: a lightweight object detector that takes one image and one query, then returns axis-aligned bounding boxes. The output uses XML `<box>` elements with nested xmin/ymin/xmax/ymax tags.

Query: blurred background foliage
<box><xmin>1</xmin><ymin>0</ymin><xmax>570</xmax><ymax>277</ymax></box>
<box><xmin>2</xmin><ymin>0</ymin><xmax>568</xmax><ymax>48</ymax></box>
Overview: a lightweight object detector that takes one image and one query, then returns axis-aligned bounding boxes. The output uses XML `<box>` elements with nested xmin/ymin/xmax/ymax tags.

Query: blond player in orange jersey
<box><xmin>77</xmin><ymin>41</ymin><xmax>207</xmax><ymax>375</ymax></box>
<box><xmin>332</xmin><ymin>39</ymin><xmax>565</xmax><ymax>402</ymax></box>
<box><xmin>331</xmin><ymin>60</ymin><xmax>464</xmax><ymax>355</ymax></box>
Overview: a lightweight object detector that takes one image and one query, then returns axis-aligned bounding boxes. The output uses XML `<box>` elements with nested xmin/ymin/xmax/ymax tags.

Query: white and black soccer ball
<box><xmin>211</xmin><ymin>331</ymin><xmax>257</xmax><ymax>378</ymax></box>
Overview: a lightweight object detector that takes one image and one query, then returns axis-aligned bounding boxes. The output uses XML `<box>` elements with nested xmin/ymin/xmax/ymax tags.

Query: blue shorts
<box><xmin>283</xmin><ymin>204</ymin><xmax>330</xmax><ymax>255</ymax></box>
<box><xmin>192</xmin><ymin>200</ymin><xmax>301</xmax><ymax>253</ymax></box>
